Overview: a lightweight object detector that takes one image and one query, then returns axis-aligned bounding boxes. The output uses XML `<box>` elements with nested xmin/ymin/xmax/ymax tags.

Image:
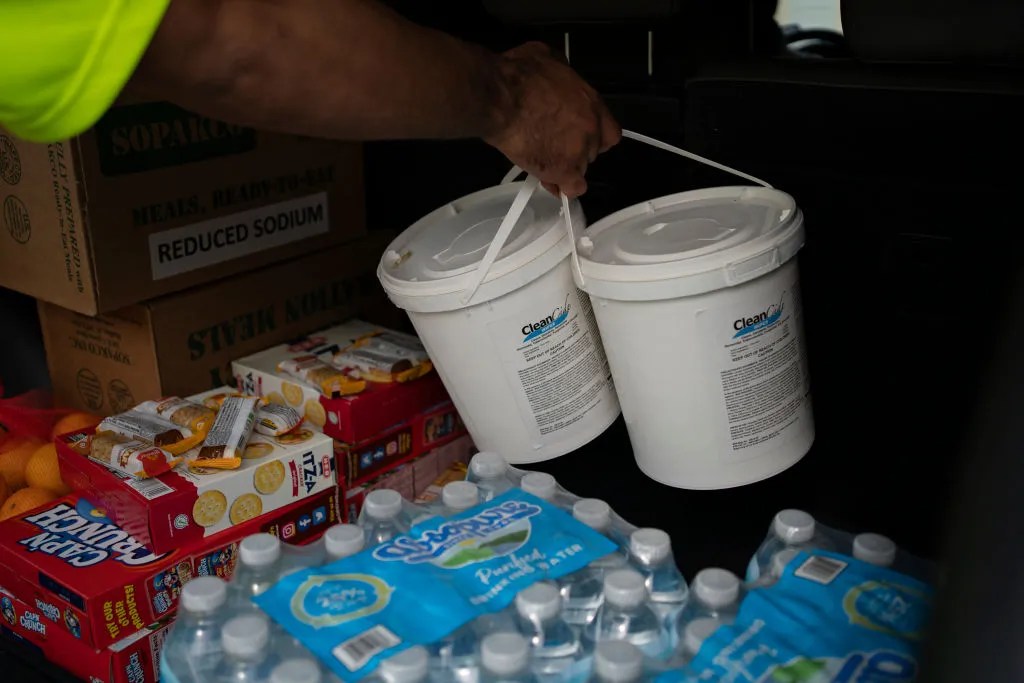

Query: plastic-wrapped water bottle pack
<box><xmin>160</xmin><ymin>452</ymin><xmax>935</xmax><ymax>683</ymax></box>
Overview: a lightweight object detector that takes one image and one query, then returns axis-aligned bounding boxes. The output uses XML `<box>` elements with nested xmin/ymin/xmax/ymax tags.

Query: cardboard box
<box><xmin>233</xmin><ymin>320</ymin><xmax>451</xmax><ymax>444</ymax></box>
<box><xmin>0</xmin><ymin>101</ymin><xmax>366</xmax><ymax>314</ymax></box>
<box><xmin>0</xmin><ymin>591</ymin><xmax>169</xmax><ymax>683</ymax></box>
<box><xmin>55</xmin><ymin>387</ymin><xmax>336</xmax><ymax>554</ymax></box>
<box><xmin>335</xmin><ymin>400</ymin><xmax>467</xmax><ymax>486</ymax></box>
<box><xmin>0</xmin><ymin>489</ymin><xmax>340</xmax><ymax>649</ymax></box>
<box><xmin>38</xmin><ymin>231</ymin><xmax>403</xmax><ymax>415</ymax></box>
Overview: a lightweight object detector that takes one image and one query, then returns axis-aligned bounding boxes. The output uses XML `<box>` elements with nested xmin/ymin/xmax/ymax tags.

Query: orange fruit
<box><xmin>25</xmin><ymin>443</ymin><xmax>71</xmax><ymax>496</ymax></box>
<box><xmin>52</xmin><ymin>412</ymin><xmax>102</xmax><ymax>439</ymax></box>
<box><xmin>0</xmin><ymin>437</ymin><xmax>44</xmax><ymax>491</ymax></box>
<box><xmin>0</xmin><ymin>487</ymin><xmax>58</xmax><ymax>521</ymax></box>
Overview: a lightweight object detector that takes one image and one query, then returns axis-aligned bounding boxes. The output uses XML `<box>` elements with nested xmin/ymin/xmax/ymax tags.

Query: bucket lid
<box><xmin>575</xmin><ymin>186</ymin><xmax>804</xmax><ymax>301</ymax></box>
<box><xmin>378</xmin><ymin>183</ymin><xmax>584</xmax><ymax>312</ymax></box>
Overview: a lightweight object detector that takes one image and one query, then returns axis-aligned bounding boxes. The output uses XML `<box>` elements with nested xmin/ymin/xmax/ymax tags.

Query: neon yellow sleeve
<box><xmin>0</xmin><ymin>0</ymin><xmax>171</xmax><ymax>142</ymax></box>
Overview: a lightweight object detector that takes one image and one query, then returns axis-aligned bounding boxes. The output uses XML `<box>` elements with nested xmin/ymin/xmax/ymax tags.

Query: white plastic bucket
<box><xmin>377</xmin><ymin>181</ymin><xmax>620</xmax><ymax>464</ymax></box>
<box><xmin>574</xmin><ymin>185</ymin><xmax>814</xmax><ymax>489</ymax></box>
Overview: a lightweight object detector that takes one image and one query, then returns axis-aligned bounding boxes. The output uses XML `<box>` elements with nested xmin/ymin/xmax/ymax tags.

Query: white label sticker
<box><xmin>149</xmin><ymin>192</ymin><xmax>329</xmax><ymax>279</ymax></box>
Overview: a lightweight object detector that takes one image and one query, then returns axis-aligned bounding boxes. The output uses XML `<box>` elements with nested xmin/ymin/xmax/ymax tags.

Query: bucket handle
<box><xmin>463</xmin><ymin>130</ymin><xmax>772</xmax><ymax>302</ymax></box>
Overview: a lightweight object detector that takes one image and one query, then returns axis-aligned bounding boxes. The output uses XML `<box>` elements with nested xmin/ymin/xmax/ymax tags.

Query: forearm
<box><xmin>132</xmin><ymin>0</ymin><xmax>513</xmax><ymax>140</ymax></box>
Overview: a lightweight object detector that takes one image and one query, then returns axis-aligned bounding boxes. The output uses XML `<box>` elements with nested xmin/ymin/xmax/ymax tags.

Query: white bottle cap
<box><xmin>180</xmin><ymin>576</ymin><xmax>227</xmax><ymax>614</ymax></box>
<box><xmin>853</xmin><ymin>533</ymin><xmax>897</xmax><ymax>567</ymax></box>
<box><xmin>379</xmin><ymin>646</ymin><xmax>429</xmax><ymax>683</ymax></box>
<box><xmin>239</xmin><ymin>533</ymin><xmax>281</xmax><ymax>568</ymax></box>
<box><xmin>481</xmin><ymin>632</ymin><xmax>530</xmax><ymax>676</ymax></box>
<box><xmin>364</xmin><ymin>489</ymin><xmax>403</xmax><ymax>520</ymax></box>
<box><xmin>520</xmin><ymin>472</ymin><xmax>557</xmax><ymax>501</ymax></box>
<box><xmin>773</xmin><ymin>510</ymin><xmax>816</xmax><ymax>544</ymax></box>
<box><xmin>594</xmin><ymin>640</ymin><xmax>644</xmax><ymax>682</ymax></box>
<box><xmin>469</xmin><ymin>451</ymin><xmax>506</xmax><ymax>479</ymax></box>
<box><xmin>515</xmin><ymin>581</ymin><xmax>562</xmax><ymax>622</ymax></box>
<box><xmin>603</xmin><ymin>569</ymin><xmax>648</xmax><ymax>608</ymax></box>
<box><xmin>324</xmin><ymin>524</ymin><xmax>365</xmax><ymax>560</ymax></box>
<box><xmin>693</xmin><ymin>568</ymin><xmax>741</xmax><ymax>609</ymax></box>
<box><xmin>221</xmin><ymin>614</ymin><xmax>270</xmax><ymax>658</ymax></box>
<box><xmin>270</xmin><ymin>658</ymin><xmax>321</xmax><ymax>683</ymax></box>
<box><xmin>442</xmin><ymin>481</ymin><xmax>479</xmax><ymax>511</ymax></box>
<box><xmin>573</xmin><ymin>499</ymin><xmax>612</xmax><ymax>532</ymax></box>
<box><xmin>629</xmin><ymin>528</ymin><xmax>672</xmax><ymax>565</ymax></box>
<box><xmin>771</xmin><ymin>548</ymin><xmax>801</xmax><ymax>577</ymax></box>
<box><xmin>682</xmin><ymin>617</ymin><xmax>722</xmax><ymax>657</ymax></box>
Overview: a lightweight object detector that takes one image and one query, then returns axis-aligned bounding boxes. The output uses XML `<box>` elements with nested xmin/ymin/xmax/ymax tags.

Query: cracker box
<box><xmin>0</xmin><ymin>489</ymin><xmax>339</xmax><ymax>650</ymax></box>
<box><xmin>232</xmin><ymin>320</ymin><xmax>451</xmax><ymax>443</ymax></box>
<box><xmin>55</xmin><ymin>387</ymin><xmax>336</xmax><ymax>554</ymax></box>
<box><xmin>0</xmin><ymin>590</ymin><xmax>169</xmax><ymax>683</ymax></box>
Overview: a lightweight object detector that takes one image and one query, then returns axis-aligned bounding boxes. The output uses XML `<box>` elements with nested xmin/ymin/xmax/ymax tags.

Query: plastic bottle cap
<box><xmin>325</xmin><ymin>524</ymin><xmax>365</xmax><ymax>559</ymax></box>
<box><xmin>683</xmin><ymin>617</ymin><xmax>722</xmax><ymax>657</ymax></box>
<box><xmin>603</xmin><ymin>569</ymin><xmax>648</xmax><ymax>608</ymax></box>
<box><xmin>771</xmin><ymin>548</ymin><xmax>801</xmax><ymax>577</ymax></box>
<box><xmin>629</xmin><ymin>528</ymin><xmax>672</xmax><ymax>565</ymax></box>
<box><xmin>773</xmin><ymin>510</ymin><xmax>816</xmax><ymax>544</ymax></box>
<box><xmin>180</xmin><ymin>576</ymin><xmax>227</xmax><ymax>613</ymax></box>
<box><xmin>520</xmin><ymin>472</ymin><xmax>557</xmax><ymax>501</ymax></box>
<box><xmin>853</xmin><ymin>533</ymin><xmax>897</xmax><ymax>567</ymax></box>
<box><xmin>515</xmin><ymin>581</ymin><xmax>562</xmax><ymax>621</ymax></box>
<box><xmin>379</xmin><ymin>645</ymin><xmax>429</xmax><ymax>683</ymax></box>
<box><xmin>270</xmin><ymin>658</ymin><xmax>322</xmax><ymax>683</ymax></box>
<box><xmin>573</xmin><ymin>499</ymin><xmax>612</xmax><ymax>532</ymax></box>
<box><xmin>239</xmin><ymin>533</ymin><xmax>282</xmax><ymax>568</ymax></box>
<box><xmin>481</xmin><ymin>632</ymin><xmax>530</xmax><ymax>675</ymax></box>
<box><xmin>442</xmin><ymin>481</ymin><xmax>479</xmax><ymax>511</ymax></box>
<box><xmin>365</xmin><ymin>489</ymin><xmax>403</xmax><ymax>520</ymax></box>
<box><xmin>469</xmin><ymin>451</ymin><xmax>506</xmax><ymax>479</ymax></box>
<box><xmin>693</xmin><ymin>568</ymin><xmax>741</xmax><ymax>609</ymax></box>
<box><xmin>594</xmin><ymin>640</ymin><xmax>644</xmax><ymax>682</ymax></box>
<box><xmin>221</xmin><ymin>614</ymin><xmax>270</xmax><ymax>658</ymax></box>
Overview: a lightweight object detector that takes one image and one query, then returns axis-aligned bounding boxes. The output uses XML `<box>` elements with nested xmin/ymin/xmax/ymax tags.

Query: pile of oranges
<box><xmin>0</xmin><ymin>412</ymin><xmax>101</xmax><ymax>521</ymax></box>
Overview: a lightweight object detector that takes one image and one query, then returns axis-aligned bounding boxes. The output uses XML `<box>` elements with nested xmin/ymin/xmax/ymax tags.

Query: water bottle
<box><xmin>227</xmin><ymin>533</ymin><xmax>283</xmax><ymax>609</ymax></box>
<box><xmin>440</xmin><ymin>481</ymin><xmax>480</xmax><ymax>515</ymax></box>
<box><xmin>678</xmin><ymin>617</ymin><xmax>722</xmax><ymax>664</ymax></box>
<box><xmin>688</xmin><ymin>569</ymin><xmax>741</xmax><ymax>620</ymax></box>
<box><xmin>520</xmin><ymin>472</ymin><xmax>558</xmax><ymax>503</ymax></box>
<box><xmin>479</xmin><ymin>632</ymin><xmax>537</xmax><ymax>683</ymax></box>
<box><xmin>514</xmin><ymin>582</ymin><xmax>582</xmax><ymax>680</ymax></box>
<box><xmin>162</xmin><ymin>576</ymin><xmax>229</xmax><ymax>683</ymax></box>
<box><xmin>279</xmin><ymin>540</ymin><xmax>327</xmax><ymax>578</ymax></box>
<box><xmin>628</xmin><ymin>529</ymin><xmax>689</xmax><ymax>632</ymax></box>
<box><xmin>852</xmin><ymin>533</ymin><xmax>897</xmax><ymax>568</ymax></box>
<box><xmin>594</xmin><ymin>641</ymin><xmax>645</xmax><ymax>683</ymax></box>
<box><xmin>215</xmin><ymin>613</ymin><xmax>275</xmax><ymax>683</ymax></box>
<box><xmin>324</xmin><ymin>524</ymin><xmax>365</xmax><ymax>563</ymax></box>
<box><xmin>559</xmin><ymin>500</ymin><xmax>628</xmax><ymax>628</ymax></box>
<box><xmin>379</xmin><ymin>646</ymin><xmax>430</xmax><ymax>683</ymax></box>
<box><xmin>360</xmin><ymin>489</ymin><xmax>410</xmax><ymax>546</ymax></box>
<box><xmin>746</xmin><ymin>510</ymin><xmax>823</xmax><ymax>581</ymax></box>
<box><xmin>269</xmin><ymin>658</ymin><xmax>321</xmax><ymax>683</ymax></box>
<box><xmin>467</xmin><ymin>452</ymin><xmax>516</xmax><ymax>501</ymax></box>
<box><xmin>768</xmin><ymin>548</ymin><xmax>801</xmax><ymax>582</ymax></box>
<box><xmin>585</xmin><ymin>569</ymin><xmax>667</xmax><ymax>659</ymax></box>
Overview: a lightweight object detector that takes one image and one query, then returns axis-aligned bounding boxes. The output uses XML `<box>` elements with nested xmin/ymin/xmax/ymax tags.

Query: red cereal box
<box><xmin>0</xmin><ymin>588</ymin><xmax>169</xmax><ymax>683</ymax></box>
<box><xmin>0</xmin><ymin>489</ymin><xmax>340</xmax><ymax>650</ymax></box>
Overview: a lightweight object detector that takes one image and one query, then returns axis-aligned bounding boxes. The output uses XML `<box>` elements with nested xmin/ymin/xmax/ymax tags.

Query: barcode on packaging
<box><xmin>125</xmin><ymin>476</ymin><xmax>174</xmax><ymax>500</ymax></box>
<box><xmin>794</xmin><ymin>555</ymin><xmax>848</xmax><ymax>585</ymax></box>
<box><xmin>333</xmin><ymin>625</ymin><xmax>401</xmax><ymax>671</ymax></box>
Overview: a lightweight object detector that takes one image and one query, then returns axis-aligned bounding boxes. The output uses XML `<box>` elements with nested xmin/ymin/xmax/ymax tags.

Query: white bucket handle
<box><xmin>466</xmin><ymin>130</ymin><xmax>771</xmax><ymax>301</ymax></box>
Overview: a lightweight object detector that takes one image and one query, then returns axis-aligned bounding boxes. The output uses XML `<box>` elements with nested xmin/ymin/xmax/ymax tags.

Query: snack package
<box><xmin>278</xmin><ymin>355</ymin><xmax>366</xmax><ymax>398</ymax></box>
<box><xmin>85</xmin><ymin>432</ymin><xmax>181</xmax><ymax>479</ymax></box>
<box><xmin>254</xmin><ymin>403</ymin><xmax>303</xmax><ymax>437</ymax></box>
<box><xmin>256</xmin><ymin>489</ymin><xmax>617</xmax><ymax>681</ymax></box>
<box><xmin>332</xmin><ymin>332</ymin><xmax>433</xmax><ymax>383</ymax></box>
<box><xmin>192</xmin><ymin>396</ymin><xmax>258</xmax><ymax>470</ymax></box>
<box><xmin>97</xmin><ymin>410</ymin><xmax>202</xmax><ymax>455</ymax></box>
<box><xmin>136</xmin><ymin>397</ymin><xmax>216</xmax><ymax>436</ymax></box>
<box><xmin>199</xmin><ymin>390</ymin><xmax>240</xmax><ymax>410</ymax></box>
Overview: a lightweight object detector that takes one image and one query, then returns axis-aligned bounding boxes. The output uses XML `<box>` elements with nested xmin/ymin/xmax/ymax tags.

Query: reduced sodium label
<box><xmin>149</xmin><ymin>192</ymin><xmax>329</xmax><ymax>279</ymax></box>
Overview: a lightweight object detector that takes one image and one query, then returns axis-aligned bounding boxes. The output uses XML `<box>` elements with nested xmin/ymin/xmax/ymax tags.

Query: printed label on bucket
<box><xmin>701</xmin><ymin>275</ymin><xmax>812</xmax><ymax>458</ymax></box>
<box><xmin>487</xmin><ymin>283</ymin><xmax>615</xmax><ymax>443</ymax></box>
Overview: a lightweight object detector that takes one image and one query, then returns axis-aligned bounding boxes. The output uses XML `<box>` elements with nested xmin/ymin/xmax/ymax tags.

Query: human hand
<box><xmin>486</xmin><ymin>41</ymin><xmax>621</xmax><ymax>198</ymax></box>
